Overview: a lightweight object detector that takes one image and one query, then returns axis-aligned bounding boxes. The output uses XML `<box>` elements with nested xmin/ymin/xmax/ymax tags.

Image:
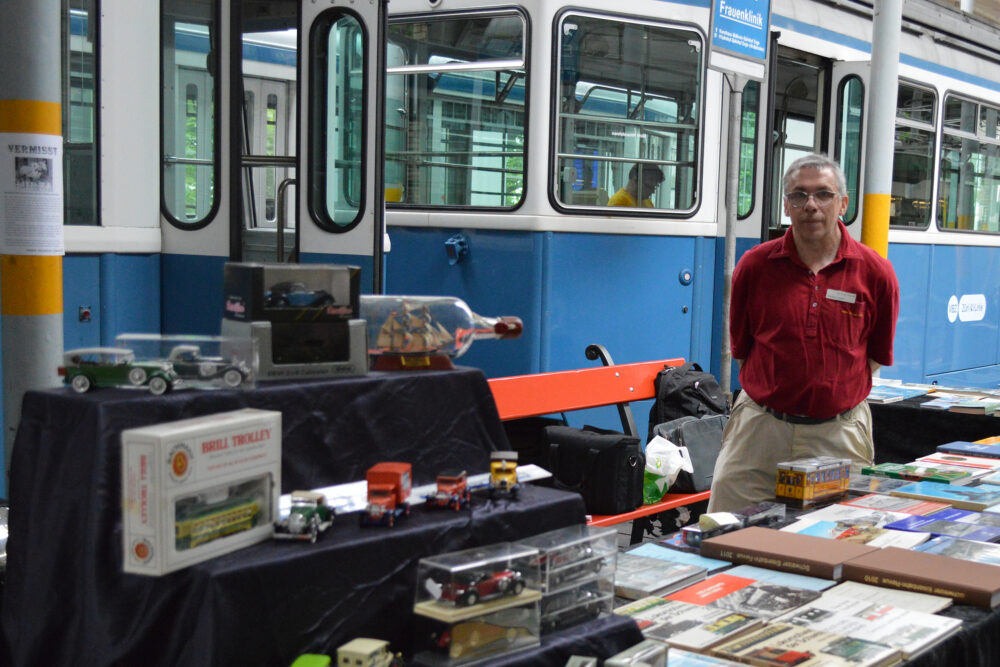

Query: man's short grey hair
<box><xmin>783</xmin><ymin>154</ymin><xmax>847</xmax><ymax>196</ymax></box>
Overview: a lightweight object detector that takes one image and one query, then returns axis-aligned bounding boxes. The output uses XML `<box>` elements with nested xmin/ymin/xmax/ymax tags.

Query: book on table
<box><xmin>916</xmin><ymin>452</ymin><xmax>1000</xmax><ymax>470</ymax></box>
<box><xmin>860</xmin><ymin>461</ymin><xmax>984</xmax><ymax>485</ymax></box>
<box><xmin>723</xmin><ymin>564</ymin><xmax>838</xmax><ymax>592</ymax></box>
<box><xmin>666</xmin><ymin>648</ymin><xmax>745</xmax><ymax>666</ymax></box>
<box><xmin>841</xmin><ymin>546</ymin><xmax>1000</xmax><ymax>608</ymax></box>
<box><xmin>917</xmin><ymin>393</ymin><xmax>967</xmax><ymax>410</ymax></box>
<box><xmin>890</xmin><ymin>480</ymin><xmax>1000</xmax><ymax>511</ymax></box>
<box><xmin>866</xmin><ymin>384</ymin><xmax>929</xmax><ymax>404</ymax></box>
<box><xmin>819</xmin><ymin>580</ymin><xmax>952</xmax><ymax>613</ymax></box>
<box><xmin>914</xmin><ymin>535</ymin><xmax>1000</xmax><ymax>565</ymax></box>
<box><xmin>884</xmin><ymin>506</ymin><xmax>1000</xmax><ymax>542</ymax></box>
<box><xmin>839</xmin><ymin>493</ymin><xmax>949</xmax><ymax>515</ymax></box>
<box><xmin>772</xmin><ymin>595</ymin><xmax>962</xmax><ymax>659</ymax></box>
<box><xmin>626</xmin><ymin>541</ymin><xmax>731</xmax><ymax>574</ymax></box>
<box><xmin>700</xmin><ymin>526</ymin><xmax>878</xmax><ymax>580</ymax></box>
<box><xmin>778</xmin><ymin>504</ymin><xmax>929</xmax><ymax>548</ymax></box>
<box><xmin>614</xmin><ymin>596</ymin><xmax>763</xmax><ymax>649</ymax></box>
<box><xmin>613</xmin><ymin>552</ymin><xmax>707</xmax><ymax>600</ymax></box>
<box><xmin>975</xmin><ymin>435</ymin><xmax>1000</xmax><ymax>445</ymax></box>
<box><xmin>846</xmin><ymin>473</ymin><xmax>912</xmax><ymax>497</ymax></box>
<box><xmin>949</xmin><ymin>398</ymin><xmax>1000</xmax><ymax>415</ymax></box>
<box><xmin>664</xmin><ymin>572</ymin><xmax>822</xmax><ymax>619</ymax></box>
<box><xmin>937</xmin><ymin>439</ymin><xmax>1000</xmax><ymax>459</ymax></box>
<box><xmin>709</xmin><ymin>622</ymin><xmax>902</xmax><ymax>667</ymax></box>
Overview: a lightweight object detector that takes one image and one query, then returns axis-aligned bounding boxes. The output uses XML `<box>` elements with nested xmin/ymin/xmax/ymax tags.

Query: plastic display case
<box><xmin>115</xmin><ymin>334</ymin><xmax>257</xmax><ymax>390</ymax></box>
<box><xmin>515</xmin><ymin>525</ymin><xmax>616</xmax><ymax>634</ymax></box>
<box><xmin>414</xmin><ymin>543</ymin><xmax>542</xmax><ymax>665</ymax></box>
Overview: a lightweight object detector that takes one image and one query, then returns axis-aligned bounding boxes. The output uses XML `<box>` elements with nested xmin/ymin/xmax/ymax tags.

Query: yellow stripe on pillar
<box><xmin>1</xmin><ymin>256</ymin><xmax>63</xmax><ymax>315</ymax></box>
<box><xmin>861</xmin><ymin>193</ymin><xmax>891</xmax><ymax>259</ymax></box>
<box><xmin>0</xmin><ymin>99</ymin><xmax>62</xmax><ymax>135</ymax></box>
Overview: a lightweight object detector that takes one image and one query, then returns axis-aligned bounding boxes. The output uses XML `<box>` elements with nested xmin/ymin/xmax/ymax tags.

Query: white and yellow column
<box><xmin>0</xmin><ymin>0</ymin><xmax>65</xmax><ymax>478</ymax></box>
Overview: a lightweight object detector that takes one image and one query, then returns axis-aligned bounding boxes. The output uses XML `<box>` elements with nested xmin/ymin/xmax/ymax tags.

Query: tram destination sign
<box><xmin>708</xmin><ymin>0</ymin><xmax>772</xmax><ymax>81</ymax></box>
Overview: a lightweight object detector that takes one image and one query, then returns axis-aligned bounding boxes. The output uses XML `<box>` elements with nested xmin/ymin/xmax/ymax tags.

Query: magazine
<box><xmin>710</xmin><ymin>622</ymin><xmax>901</xmax><ymax>667</ymax></box>
<box><xmin>627</xmin><ymin>541</ymin><xmax>731</xmax><ymax>574</ymax></box>
<box><xmin>914</xmin><ymin>535</ymin><xmax>1000</xmax><ymax>565</ymax></box>
<box><xmin>614</xmin><ymin>552</ymin><xmax>707</xmax><ymax>600</ymax></box>
<box><xmin>890</xmin><ymin>480</ymin><xmax>1000</xmax><ymax>511</ymax></box>
<box><xmin>886</xmin><ymin>507</ymin><xmax>1000</xmax><ymax>542</ymax></box>
<box><xmin>666</xmin><ymin>573</ymin><xmax>822</xmax><ymax>619</ymax></box>
<box><xmin>839</xmin><ymin>493</ymin><xmax>949</xmax><ymax>515</ymax></box>
<box><xmin>820</xmin><ymin>580</ymin><xmax>952</xmax><ymax>613</ymax></box>
<box><xmin>617</xmin><ymin>598</ymin><xmax>763</xmax><ymax>649</ymax></box>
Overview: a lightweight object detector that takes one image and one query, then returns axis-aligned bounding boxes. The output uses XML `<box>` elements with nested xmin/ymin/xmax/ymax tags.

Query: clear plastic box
<box><xmin>115</xmin><ymin>334</ymin><xmax>257</xmax><ymax>390</ymax></box>
<box><xmin>414</xmin><ymin>543</ymin><xmax>541</xmax><ymax>622</ymax></box>
<box><xmin>515</xmin><ymin>524</ymin><xmax>617</xmax><ymax>593</ymax></box>
<box><xmin>538</xmin><ymin>577</ymin><xmax>614</xmax><ymax>634</ymax></box>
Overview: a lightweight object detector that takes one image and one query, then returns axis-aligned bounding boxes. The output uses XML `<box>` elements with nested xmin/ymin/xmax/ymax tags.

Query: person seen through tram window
<box><xmin>606</xmin><ymin>164</ymin><xmax>664</xmax><ymax>208</ymax></box>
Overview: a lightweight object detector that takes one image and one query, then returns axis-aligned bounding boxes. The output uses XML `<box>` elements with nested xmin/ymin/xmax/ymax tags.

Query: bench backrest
<box><xmin>488</xmin><ymin>358</ymin><xmax>685</xmax><ymax>421</ymax></box>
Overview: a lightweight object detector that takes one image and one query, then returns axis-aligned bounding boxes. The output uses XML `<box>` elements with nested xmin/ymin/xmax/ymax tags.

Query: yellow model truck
<box><xmin>488</xmin><ymin>451</ymin><xmax>519</xmax><ymax>499</ymax></box>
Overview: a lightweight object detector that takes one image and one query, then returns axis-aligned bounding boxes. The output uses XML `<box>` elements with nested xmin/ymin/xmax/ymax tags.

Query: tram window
<box><xmin>386</xmin><ymin>11</ymin><xmax>527</xmax><ymax>208</ymax></box>
<box><xmin>62</xmin><ymin>0</ymin><xmax>98</xmax><ymax>226</ymax></box>
<box><xmin>161</xmin><ymin>0</ymin><xmax>219</xmax><ymax>228</ymax></box>
<box><xmin>738</xmin><ymin>81</ymin><xmax>759</xmax><ymax>219</ymax></box>
<box><xmin>835</xmin><ymin>76</ymin><xmax>863</xmax><ymax>224</ymax></box>
<box><xmin>938</xmin><ymin>95</ymin><xmax>1000</xmax><ymax>233</ymax></box>
<box><xmin>555</xmin><ymin>14</ymin><xmax>701</xmax><ymax>213</ymax></box>
<box><xmin>891</xmin><ymin>83</ymin><xmax>936</xmax><ymax>229</ymax></box>
<box><xmin>309</xmin><ymin>11</ymin><xmax>366</xmax><ymax>230</ymax></box>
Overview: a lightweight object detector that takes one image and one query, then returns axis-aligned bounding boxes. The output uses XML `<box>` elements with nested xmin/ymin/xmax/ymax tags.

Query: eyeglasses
<box><xmin>784</xmin><ymin>190</ymin><xmax>839</xmax><ymax>208</ymax></box>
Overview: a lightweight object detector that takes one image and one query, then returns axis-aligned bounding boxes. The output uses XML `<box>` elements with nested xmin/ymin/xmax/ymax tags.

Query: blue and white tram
<box><xmin>45</xmin><ymin>0</ymin><xmax>1000</xmax><ymax>457</ymax></box>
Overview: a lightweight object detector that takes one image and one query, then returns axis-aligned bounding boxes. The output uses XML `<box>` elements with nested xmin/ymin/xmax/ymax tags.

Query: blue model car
<box><xmin>264</xmin><ymin>281</ymin><xmax>335</xmax><ymax>308</ymax></box>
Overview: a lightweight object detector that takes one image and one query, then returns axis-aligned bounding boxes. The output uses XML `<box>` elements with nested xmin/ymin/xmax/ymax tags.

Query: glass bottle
<box><xmin>359</xmin><ymin>295</ymin><xmax>523</xmax><ymax>360</ymax></box>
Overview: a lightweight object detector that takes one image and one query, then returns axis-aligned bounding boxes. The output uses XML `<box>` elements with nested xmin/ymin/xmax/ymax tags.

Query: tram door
<box><xmin>766</xmin><ymin>47</ymin><xmax>830</xmax><ymax>237</ymax></box>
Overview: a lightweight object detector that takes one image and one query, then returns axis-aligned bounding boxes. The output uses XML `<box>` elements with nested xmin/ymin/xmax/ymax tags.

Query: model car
<box><xmin>488</xmin><ymin>450</ymin><xmax>520</xmax><ymax>499</ymax></box>
<box><xmin>274</xmin><ymin>491</ymin><xmax>334</xmax><ymax>543</ymax></box>
<box><xmin>425</xmin><ymin>469</ymin><xmax>471</xmax><ymax>511</ymax></box>
<box><xmin>263</xmin><ymin>281</ymin><xmax>335</xmax><ymax>308</ymax></box>
<box><xmin>434</xmin><ymin>621</ymin><xmax>531</xmax><ymax>659</ymax></box>
<box><xmin>439</xmin><ymin>569</ymin><xmax>525</xmax><ymax>607</ymax></box>
<box><xmin>59</xmin><ymin>347</ymin><xmax>179</xmax><ymax>395</ymax></box>
<box><xmin>166</xmin><ymin>344</ymin><xmax>249</xmax><ymax>387</ymax></box>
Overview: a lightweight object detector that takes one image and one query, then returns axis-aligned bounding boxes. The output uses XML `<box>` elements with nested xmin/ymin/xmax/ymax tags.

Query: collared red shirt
<box><xmin>730</xmin><ymin>221</ymin><xmax>899</xmax><ymax>418</ymax></box>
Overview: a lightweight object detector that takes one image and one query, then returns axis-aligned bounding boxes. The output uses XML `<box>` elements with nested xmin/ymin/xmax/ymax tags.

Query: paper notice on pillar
<box><xmin>1</xmin><ymin>133</ymin><xmax>65</xmax><ymax>255</ymax></box>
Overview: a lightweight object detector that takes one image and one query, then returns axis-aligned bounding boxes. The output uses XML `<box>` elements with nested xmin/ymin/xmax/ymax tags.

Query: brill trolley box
<box><xmin>121</xmin><ymin>408</ymin><xmax>281</xmax><ymax>575</ymax></box>
<box><xmin>221</xmin><ymin>262</ymin><xmax>367</xmax><ymax>380</ymax></box>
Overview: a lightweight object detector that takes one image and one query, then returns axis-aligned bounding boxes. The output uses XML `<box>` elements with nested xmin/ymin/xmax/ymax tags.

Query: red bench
<box><xmin>487</xmin><ymin>356</ymin><xmax>711</xmax><ymax>535</ymax></box>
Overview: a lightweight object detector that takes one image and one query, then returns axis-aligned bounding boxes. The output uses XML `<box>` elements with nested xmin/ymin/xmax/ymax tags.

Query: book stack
<box><xmin>861</xmin><ymin>461</ymin><xmax>985</xmax><ymax>485</ymax></box>
<box><xmin>949</xmin><ymin>398</ymin><xmax>1000</xmax><ymax>415</ymax></box>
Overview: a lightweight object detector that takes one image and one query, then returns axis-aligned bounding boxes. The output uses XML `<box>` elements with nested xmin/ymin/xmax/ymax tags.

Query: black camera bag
<box><xmin>544</xmin><ymin>425</ymin><xmax>644</xmax><ymax>515</ymax></box>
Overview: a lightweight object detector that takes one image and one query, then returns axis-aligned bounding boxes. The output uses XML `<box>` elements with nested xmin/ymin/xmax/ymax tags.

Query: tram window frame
<box><xmin>62</xmin><ymin>0</ymin><xmax>100</xmax><ymax>226</ymax></box>
<box><xmin>307</xmin><ymin>8</ymin><xmax>368</xmax><ymax>232</ymax></box>
<box><xmin>737</xmin><ymin>80</ymin><xmax>760</xmax><ymax>220</ymax></box>
<box><xmin>385</xmin><ymin>9</ymin><xmax>529</xmax><ymax>210</ymax></box>
<box><xmin>160</xmin><ymin>0</ymin><xmax>221</xmax><ymax>230</ymax></box>
<box><xmin>551</xmin><ymin>11</ymin><xmax>704</xmax><ymax>217</ymax></box>
<box><xmin>937</xmin><ymin>92</ymin><xmax>1000</xmax><ymax>234</ymax></box>
<box><xmin>834</xmin><ymin>75</ymin><xmax>863</xmax><ymax>225</ymax></box>
<box><xmin>890</xmin><ymin>81</ymin><xmax>936</xmax><ymax>230</ymax></box>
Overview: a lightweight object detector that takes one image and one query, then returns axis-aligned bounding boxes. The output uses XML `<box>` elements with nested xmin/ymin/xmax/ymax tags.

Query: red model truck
<box><xmin>425</xmin><ymin>469</ymin><xmax>471</xmax><ymax>511</ymax></box>
<box><xmin>361</xmin><ymin>462</ymin><xmax>412</xmax><ymax>527</ymax></box>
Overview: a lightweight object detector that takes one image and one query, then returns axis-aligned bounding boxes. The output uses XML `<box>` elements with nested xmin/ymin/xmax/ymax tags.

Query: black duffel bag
<box><xmin>544</xmin><ymin>425</ymin><xmax>644</xmax><ymax>515</ymax></box>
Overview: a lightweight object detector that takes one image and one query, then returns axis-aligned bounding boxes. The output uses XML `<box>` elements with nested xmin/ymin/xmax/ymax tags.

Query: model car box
<box><xmin>223</xmin><ymin>262</ymin><xmax>360</xmax><ymax>323</ymax></box>
<box><xmin>121</xmin><ymin>408</ymin><xmax>281</xmax><ymax>575</ymax></box>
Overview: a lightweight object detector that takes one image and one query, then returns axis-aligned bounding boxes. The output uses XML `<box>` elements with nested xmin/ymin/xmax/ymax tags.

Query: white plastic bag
<box><xmin>642</xmin><ymin>435</ymin><xmax>694</xmax><ymax>504</ymax></box>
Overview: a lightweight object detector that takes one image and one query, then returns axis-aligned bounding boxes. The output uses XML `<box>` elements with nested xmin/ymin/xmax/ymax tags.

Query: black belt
<box><xmin>763</xmin><ymin>406</ymin><xmax>850</xmax><ymax>425</ymax></box>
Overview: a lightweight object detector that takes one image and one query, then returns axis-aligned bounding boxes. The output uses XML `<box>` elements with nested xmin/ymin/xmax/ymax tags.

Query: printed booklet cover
<box><xmin>819</xmin><ymin>580</ymin><xmax>952</xmax><ymax>614</ymax></box>
<box><xmin>890</xmin><ymin>481</ymin><xmax>1000</xmax><ymax>511</ymax></box>
<box><xmin>665</xmin><ymin>572</ymin><xmax>822</xmax><ymax>619</ymax></box>
<box><xmin>915</xmin><ymin>535</ymin><xmax>1000</xmax><ymax>566</ymax></box>
<box><xmin>710</xmin><ymin>622</ymin><xmax>901</xmax><ymax>667</ymax></box>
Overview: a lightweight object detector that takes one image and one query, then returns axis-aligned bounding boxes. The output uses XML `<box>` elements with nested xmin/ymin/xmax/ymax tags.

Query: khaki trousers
<box><xmin>706</xmin><ymin>391</ymin><xmax>874</xmax><ymax>513</ymax></box>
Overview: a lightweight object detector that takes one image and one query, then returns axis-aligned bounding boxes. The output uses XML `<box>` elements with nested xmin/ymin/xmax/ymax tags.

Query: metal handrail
<box><xmin>276</xmin><ymin>178</ymin><xmax>296</xmax><ymax>262</ymax></box>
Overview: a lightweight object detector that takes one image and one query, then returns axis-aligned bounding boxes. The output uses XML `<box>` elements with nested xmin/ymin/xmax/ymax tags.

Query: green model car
<box><xmin>60</xmin><ymin>347</ymin><xmax>180</xmax><ymax>395</ymax></box>
<box><xmin>273</xmin><ymin>491</ymin><xmax>335</xmax><ymax>543</ymax></box>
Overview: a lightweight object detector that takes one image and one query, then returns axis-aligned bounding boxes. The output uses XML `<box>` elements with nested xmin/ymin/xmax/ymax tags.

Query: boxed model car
<box><xmin>121</xmin><ymin>408</ymin><xmax>281</xmax><ymax>575</ymax></box>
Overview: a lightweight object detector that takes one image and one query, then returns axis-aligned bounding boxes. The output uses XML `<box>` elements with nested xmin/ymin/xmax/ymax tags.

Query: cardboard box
<box><xmin>122</xmin><ymin>408</ymin><xmax>282</xmax><ymax>575</ymax></box>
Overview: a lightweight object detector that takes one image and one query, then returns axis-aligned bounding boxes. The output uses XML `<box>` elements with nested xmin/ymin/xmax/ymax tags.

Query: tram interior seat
<box><xmin>562</xmin><ymin>187</ymin><xmax>608</xmax><ymax>206</ymax></box>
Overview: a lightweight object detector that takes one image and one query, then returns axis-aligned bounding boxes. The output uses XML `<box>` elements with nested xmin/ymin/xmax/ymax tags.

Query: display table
<box><xmin>871</xmin><ymin>396</ymin><xmax>1000</xmax><ymax>464</ymax></box>
<box><xmin>1</xmin><ymin>370</ymin><xmax>605</xmax><ymax>666</ymax></box>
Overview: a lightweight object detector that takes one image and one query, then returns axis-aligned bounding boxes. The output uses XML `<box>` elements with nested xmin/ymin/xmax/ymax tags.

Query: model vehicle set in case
<box><xmin>121</xmin><ymin>408</ymin><xmax>282</xmax><ymax>575</ymax></box>
<box><xmin>516</xmin><ymin>524</ymin><xmax>617</xmax><ymax>634</ymax></box>
<box><xmin>221</xmin><ymin>262</ymin><xmax>368</xmax><ymax>380</ymax></box>
<box><xmin>775</xmin><ymin>456</ymin><xmax>852</xmax><ymax>508</ymax></box>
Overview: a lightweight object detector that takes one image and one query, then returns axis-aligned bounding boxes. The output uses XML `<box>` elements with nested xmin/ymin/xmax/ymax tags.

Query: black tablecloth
<box><xmin>871</xmin><ymin>396</ymin><xmax>1000</xmax><ymax>464</ymax></box>
<box><xmin>2</xmin><ymin>369</ymin><xmax>591</xmax><ymax>666</ymax></box>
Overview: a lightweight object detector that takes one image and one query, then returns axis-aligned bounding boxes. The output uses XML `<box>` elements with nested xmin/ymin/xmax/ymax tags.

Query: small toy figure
<box><xmin>361</xmin><ymin>462</ymin><xmax>412</xmax><ymax>527</ymax></box>
<box><xmin>425</xmin><ymin>469</ymin><xmax>471</xmax><ymax>511</ymax></box>
<box><xmin>437</xmin><ymin>569</ymin><xmax>525</xmax><ymax>607</ymax></box>
<box><xmin>488</xmin><ymin>451</ymin><xmax>520</xmax><ymax>499</ymax></box>
<box><xmin>335</xmin><ymin>638</ymin><xmax>403</xmax><ymax>667</ymax></box>
<box><xmin>273</xmin><ymin>491</ymin><xmax>335</xmax><ymax>543</ymax></box>
<box><xmin>59</xmin><ymin>347</ymin><xmax>179</xmax><ymax>395</ymax></box>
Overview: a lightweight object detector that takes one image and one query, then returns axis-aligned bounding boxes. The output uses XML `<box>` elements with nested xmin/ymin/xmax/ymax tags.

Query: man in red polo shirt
<box><xmin>707</xmin><ymin>153</ymin><xmax>899</xmax><ymax>512</ymax></box>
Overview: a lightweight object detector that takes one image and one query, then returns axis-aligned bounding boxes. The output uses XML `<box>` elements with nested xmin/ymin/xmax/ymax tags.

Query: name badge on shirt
<box><xmin>826</xmin><ymin>289</ymin><xmax>857</xmax><ymax>304</ymax></box>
